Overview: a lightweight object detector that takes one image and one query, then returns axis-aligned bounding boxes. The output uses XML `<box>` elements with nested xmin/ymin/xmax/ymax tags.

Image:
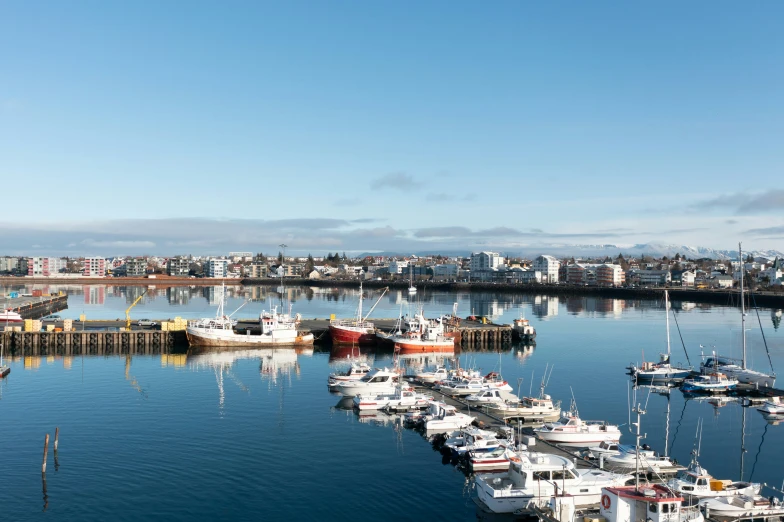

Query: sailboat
<box><xmin>699</xmin><ymin>243</ymin><xmax>776</xmax><ymax>388</ymax></box>
<box><xmin>329</xmin><ymin>282</ymin><xmax>389</xmax><ymax>345</ymax></box>
<box><xmin>407</xmin><ymin>263</ymin><xmax>416</xmax><ymax>295</ymax></box>
<box><xmin>631</xmin><ymin>290</ymin><xmax>691</xmax><ymax>383</ymax></box>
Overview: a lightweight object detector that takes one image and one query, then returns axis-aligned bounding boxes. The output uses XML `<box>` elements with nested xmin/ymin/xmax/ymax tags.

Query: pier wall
<box><xmin>0</xmin><ymin>330</ymin><xmax>188</xmax><ymax>357</ymax></box>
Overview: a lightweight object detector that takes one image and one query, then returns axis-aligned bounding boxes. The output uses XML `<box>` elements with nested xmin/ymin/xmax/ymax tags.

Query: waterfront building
<box><xmin>638</xmin><ymin>269</ymin><xmax>671</xmax><ymax>286</ymax></box>
<box><xmin>532</xmin><ymin>255</ymin><xmax>560</xmax><ymax>283</ymax></box>
<box><xmin>433</xmin><ymin>263</ymin><xmax>458</xmax><ymax>279</ymax></box>
<box><xmin>0</xmin><ymin>256</ymin><xmax>18</xmax><ymax>273</ymax></box>
<box><xmin>125</xmin><ymin>258</ymin><xmax>147</xmax><ymax>277</ymax></box>
<box><xmin>83</xmin><ymin>257</ymin><xmax>106</xmax><ymax>277</ymax></box>
<box><xmin>517</xmin><ymin>269</ymin><xmax>543</xmax><ymax>283</ymax></box>
<box><xmin>596</xmin><ymin>264</ymin><xmax>625</xmax><ymax>287</ymax></box>
<box><xmin>167</xmin><ymin>257</ymin><xmax>190</xmax><ymax>277</ymax></box>
<box><xmin>205</xmin><ymin>259</ymin><xmax>229</xmax><ymax>278</ymax></box>
<box><xmin>470</xmin><ymin>251</ymin><xmax>502</xmax><ymax>271</ymax></box>
<box><xmin>671</xmin><ymin>270</ymin><xmax>695</xmax><ymax>287</ymax></box>
<box><xmin>249</xmin><ymin>263</ymin><xmax>269</xmax><ymax>278</ymax></box>
<box><xmin>711</xmin><ymin>274</ymin><xmax>734</xmax><ymax>288</ymax></box>
<box><xmin>27</xmin><ymin>257</ymin><xmax>68</xmax><ymax>277</ymax></box>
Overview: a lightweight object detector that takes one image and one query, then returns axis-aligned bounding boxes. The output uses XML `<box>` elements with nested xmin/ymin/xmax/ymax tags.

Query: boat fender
<box><xmin>601</xmin><ymin>495</ymin><xmax>611</xmax><ymax>510</ymax></box>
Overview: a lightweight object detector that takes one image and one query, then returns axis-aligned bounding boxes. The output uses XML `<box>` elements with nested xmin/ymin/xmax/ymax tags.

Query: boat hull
<box><xmin>186</xmin><ymin>328</ymin><xmax>314</xmax><ymax>347</ymax></box>
<box><xmin>393</xmin><ymin>338</ymin><xmax>455</xmax><ymax>354</ymax></box>
<box><xmin>329</xmin><ymin>324</ymin><xmax>377</xmax><ymax>346</ymax></box>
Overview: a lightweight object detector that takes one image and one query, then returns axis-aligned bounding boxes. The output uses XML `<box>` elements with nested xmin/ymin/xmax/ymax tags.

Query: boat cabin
<box><xmin>600</xmin><ymin>485</ymin><xmax>699</xmax><ymax>522</ymax></box>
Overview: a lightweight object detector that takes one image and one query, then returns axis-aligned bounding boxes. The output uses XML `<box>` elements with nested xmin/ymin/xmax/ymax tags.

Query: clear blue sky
<box><xmin>2</xmin><ymin>1</ymin><xmax>783</xmax><ymax>256</ymax></box>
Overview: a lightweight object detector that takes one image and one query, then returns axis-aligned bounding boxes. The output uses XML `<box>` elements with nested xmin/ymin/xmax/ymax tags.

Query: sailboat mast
<box><xmin>357</xmin><ymin>282</ymin><xmax>363</xmax><ymax>323</ymax></box>
<box><xmin>740</xmin><ymin>242</ymin><xmax>747</xmax><ymax>370</ymax></box>
<box><xmin>665</xmin><ymin>290</ymin><xmax>671</xmax><ymax>358</ymax></box>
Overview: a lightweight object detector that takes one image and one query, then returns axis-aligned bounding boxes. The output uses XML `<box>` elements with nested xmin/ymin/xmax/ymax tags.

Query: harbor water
<box><xmin>1</xmin><ymin>285</ymin><xmax>784</xmax><ymax>521</ymax></box>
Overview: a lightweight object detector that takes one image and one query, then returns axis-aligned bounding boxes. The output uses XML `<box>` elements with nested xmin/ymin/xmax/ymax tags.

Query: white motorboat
<box><xmin>468</xmin><ymin>445</ymin><xmax>513</xmax><ymax>472</ymax></box>
<box><xmin>604</xmin><ymin>444</ymin><xmax>683</xmax><ymax>474</ymax></box>
<box><xmin>443</xmin><ymin>427</ymin><xmax>502</xmax><ymax>456</ymax></box>
<box><xmin>415</xmin><ymin>366</ymin><xmax>449</xmax><ymax>384</ymax></box>
<box><xmin>630</xmin><ymin>291</ymin><xmax>691</xmax><ymax>384</ymax></box>
<box><xmin>423</xmin><ymin>402</ymin><xmax>475</xmax><ymax>432</ymax></box>
<box><xmin>474</xmin><ymin>450</ymin><xmax>631</xmax><ymax>513</ymax></box>
<box><xmin>697</xmin><ymin>243</ymin><xmax>776</xmax><ymax>389</ymax></box>
<box><xmin>582</xmin><ymin>440</ymin><xmax>622</xmax><ymax>460</ymax></box>
<box><xmin>482</xmin><ymin>371</ymin><xmax>514</xmax><ymax>392</ymax></box>
<box><xmin>534</xmin><ymin>398</ymin><xmax>621</xmax><ymax>445</ymax></box>
<box><xmin>597</xmin><ymin>484</ymin><xmax>704</xmax><ymax>522</ymax></box>
<box><xmin>0</xmin><ymin>309</ymin><xmax>23</xmax><ymax>324</ymax></box>
<box><xmin>352</xmin><ymin>384</ymin><xmax>431</xmax><ymax>411</ymax></box>
<box><xmin>466</xmin><ymin>388</ymin><xmax>507</xmax><ymax>405</ymax></box>
<box><xmin>757</xmin><ymin>396</ymin><xmax>784</xmax><ymax>415</ymax></box>
<box><xmin>700</xmin><ymin>494</ymin><xmax>784</xmax><ymax>522</ymax></box>
<box><xmin>439</xmin><ymin>377</ymin><xmax>486</xmax><ymax>396</ymax></box>
<box><xmin>333</xmin><ymin>368</ymin><xmax>402</xmax><ymax>397</ymax></box>
<box><xmin>328</xmin><ymin>362</ymin><xmax>372</xmax><ymax>387</ymax></box>
<box><xmin>668</xmin><ymin>455</ymin><xmax>760</xmax><ymax>499</ymax></box>
<box><xmin>681</xmin><ymin>370</ymin><xmax>738</xmax><ymax>394</ymax></box>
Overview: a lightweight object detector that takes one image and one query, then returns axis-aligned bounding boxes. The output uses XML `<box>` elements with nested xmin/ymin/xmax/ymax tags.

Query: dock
<box><xmin>1</xmin><ymin>293</ymin><xmax>68</xmax><ymax>320</ymax></box>
<box><xmin>0</xmin><ymin>329</ymin><xmax>188</xmax><ymax>356</ymax></box>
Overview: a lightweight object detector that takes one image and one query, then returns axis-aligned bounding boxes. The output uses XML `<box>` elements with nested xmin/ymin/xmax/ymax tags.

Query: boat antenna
<box><xmin>627</xmin><ymin>381</ymin><xmax>632</xmax><ymax>434</ymax></box>
<box><xmin>632</xmin><ymin>399</ymin><xmax>646</xmax><ymax>492</ymax></box>
<box><xmin>569</xmin><ymin>386</ymin><xmax>578</xmax><ymax>416</ymax></box>
<box><xmin>750</xmin><ymin>290</ymin><xmax>776</xmax><ymax>376</ymax></box>
<box><xmin>670</xmin><ymin>307</ymin><xmax>692</xmax><ymax>367</ymax></box>
<box><xmin>529</xmin><ymin>370</ymin><xmax>534</xmax><ymax>397</ymax></box>
<box><xmin>545</xmin><ymin>364</ymin><xmax>555</xmax><ymax>387</ymax></box>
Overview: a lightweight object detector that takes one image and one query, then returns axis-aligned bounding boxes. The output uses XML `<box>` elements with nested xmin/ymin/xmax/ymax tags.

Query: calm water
<box><xmin>2</xmin><ymin>285</ymin><xmax>784</xmax><ymax>521</ymax></box>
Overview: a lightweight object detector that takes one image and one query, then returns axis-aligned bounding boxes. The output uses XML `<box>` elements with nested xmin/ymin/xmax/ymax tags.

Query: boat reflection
<box><xmin>760</xmin><ymin>412</ymin><xmax>784</xmax><ymax>426</ymax></box>
<box><xmin>514</xmin><ymin>344</ymin><xmax>535</xmax><ymax>363</ymax></box>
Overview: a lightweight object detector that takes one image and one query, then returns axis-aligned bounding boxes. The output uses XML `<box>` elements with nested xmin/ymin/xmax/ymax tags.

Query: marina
<box><xmin>1</xmin><ymin>285</ymin><xmax>783</xmax><ymax>521</ymax></box>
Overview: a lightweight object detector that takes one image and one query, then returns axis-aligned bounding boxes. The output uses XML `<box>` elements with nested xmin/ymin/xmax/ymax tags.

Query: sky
<box><xmin>1</xmin><ymin>1</ymin><xmax>783</xmax><ymax>257</ymax></box>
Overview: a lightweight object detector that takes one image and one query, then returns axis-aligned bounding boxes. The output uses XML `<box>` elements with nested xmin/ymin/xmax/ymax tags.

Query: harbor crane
<box><xmin>125</xmin><ymin>290</ymin><xmax>148</xmax><ymax>330</ymax></box>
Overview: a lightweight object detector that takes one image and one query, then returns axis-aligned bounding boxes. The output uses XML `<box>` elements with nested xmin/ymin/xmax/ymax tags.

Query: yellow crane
<box><xmin>125</xmin><ymin>290</ymin><xmax>148</xmax><ymax>330</ymax></box>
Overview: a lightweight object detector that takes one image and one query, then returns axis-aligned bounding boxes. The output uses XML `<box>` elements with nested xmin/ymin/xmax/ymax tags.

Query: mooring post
<box><xmin>42</xmin><ymin>434</ymin><xmax>49</xmax><ymax>473</ymax></box>
<box><xmin>54</xmin><ymin>427</ymin><xmax>59</xmax><ymax>451</ymax></box>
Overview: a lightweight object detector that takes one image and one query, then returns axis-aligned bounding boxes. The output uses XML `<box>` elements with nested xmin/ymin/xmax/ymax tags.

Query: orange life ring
<box><xmin>601</xmin><ymin>495</ymin><xmax>611</xmax><ymax>510</ymax></box>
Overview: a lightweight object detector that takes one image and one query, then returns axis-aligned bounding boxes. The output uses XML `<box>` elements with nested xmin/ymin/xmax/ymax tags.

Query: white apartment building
<box><xmin>433</xmin><ymin>263</ymin><xmax>459</xmax><ymax>278</ymax></box>
<box><xmin>596</xmin><ymin>264</ymin><xmax>625</xmax><ymax>287</ymax></box>
<box><xmin>532</xmin><ymin>255</ymin><xmax>560</xmax><ymax>283</ymax></box>
<box><xmin>28</xmin><ymin>257</ymin><xmax>68</xmax><ymax>276</ymax></box>
<box><xmin>206</xmin><ymin>259</ymin><xmax>229</xmax><ymax>278</ymax></box>
<box><xmin>83</xmin><ymin>257</ymin><xmax>106</xmax><ymax>277</ymax></box>
<box><xmin>470</xmin><ymin>252</ymin><xmax>502</xmax><ymax>271</ymax></box>
<box><xmin>0</xmin><ymin>257</ymin><xmax>18</xmax><ymax>273</ymax></box>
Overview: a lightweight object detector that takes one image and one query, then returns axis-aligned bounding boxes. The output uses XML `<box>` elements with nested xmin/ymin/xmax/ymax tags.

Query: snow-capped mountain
<box><xmin>516</xmin><ymin>243</ymin><xmax>784</xmax><ymax>260</ymax></box>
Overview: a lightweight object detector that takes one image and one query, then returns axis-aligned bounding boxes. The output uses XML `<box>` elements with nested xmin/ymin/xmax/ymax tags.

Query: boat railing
<box><xmin>330</xmin><ymin>318</ymin><xmax>375</xmax><ymax>329</ymax></box>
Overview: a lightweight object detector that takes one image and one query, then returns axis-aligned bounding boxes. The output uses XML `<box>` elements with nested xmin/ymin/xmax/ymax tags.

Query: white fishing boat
<box><xmin>333</xmin><ymin>367</ymin><xmax>402</xmax><ymax>397</ymax></box>
<box><xmin>631</xmin><ymin>291</ymin><xmax>691</xmax><ymax>383</ymax></box>
<box><xmin>757</xmin><ymin>396</ymin><xmax>784</xmax><ymax>415</ymax></box>
<box><xmin>681</xmin><ymin>370</ymin><xmax>738</xmax><ymax>394</ymax></box>
<box><xmin>700</xmin><ymin>494</ymin><xmax>784</xmax><ymax>522</ymax></box>
<box><xmin>415</xmin><ymin>366</ymin><xmax>449</xmax><ymax>384</ymax></box>
<box><xmin>474</xmin><ymin>450</ymin><xmax>631</xmax><ymax>513</ymax></box>
<box><xmin>534</xmin><ymin>397</ymin><xmax>621</xmax><ymax>445</ymax></box>
<box><xmin>604</xmin><ymin>444</ymin><xmax>683</xmax><ymax>474</ymax></box>
<box><xmin>698</xmin><ymin>243</ymin><xmax>776</xmax><ymax>388</ymax></box>
<box><xmin>423</xmin><ymin>402</ymin><xmax>474</xmax><ymax>432</ymax></box>
<box><xmin>186</xmin><ymin>284</ymin><xmax>313</xmax><ymax>347</ymax></box>
<box><xmin>352</xmin><ymin>384</ymin><xmax>431</xmax><ymax>411</ymax></box>
<box><xmin>327</xmin><ymin>362</ymin><xmax>372</xmax><ymax>387</ymax></box>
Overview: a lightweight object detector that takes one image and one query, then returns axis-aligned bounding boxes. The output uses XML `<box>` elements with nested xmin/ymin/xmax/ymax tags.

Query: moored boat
<box><xmin>681</xmin><ymin>371</ymin><xmax>738</xmax><ymax>394</ymax></box>
<box><xmin>757</xmin><ymin>396</ymin><xmax>784</xmax><ymax>415</ymax></box>
<box><xmin>328</xmin><ymin>362</ymin><xmax>372</xmax><ymax>387</ymax></box>
<box><xmin>329</xmin><ymin>283</ymin><xmax>388</xmax><ymax>346</ymax></box>
<box><xmin>0</xmin><ymin>309</ymin><xmax>23</xmax><ymax>324</ymax></box>
<box><xmin>699</xmin><ymin>493</ymin><xmax>784</xmax><ymax>522</ymax></box>
<box><xmin>534</xmin><ymin>398</ymin><xmax>621</xmax><ymax>445</ymax></box>
<box><xmin>333</xmin><ymin>367</ymin><xmax>402</xmax><ymax>397</ymax></box>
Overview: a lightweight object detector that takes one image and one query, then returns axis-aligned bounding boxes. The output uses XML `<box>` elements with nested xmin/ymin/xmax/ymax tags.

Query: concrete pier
<box><xmin>1</xmin><ymin>294</ymin><xmax>68</xmax><ymax>321</ymax></box>
<box><xmin>0</xmin><ymin>330</ymin><xmax>188</xmax><ymax>357</ymax></box>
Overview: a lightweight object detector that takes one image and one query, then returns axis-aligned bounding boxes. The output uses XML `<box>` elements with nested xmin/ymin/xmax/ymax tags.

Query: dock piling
<box><xmin>54</xmin><ymin>427</ymin><xmax>59</xmax><ymax>451</ymax></box>
<box><xmin>42</xmin><ymin>433</ymin><xmax>49</xmax><ymax>473</ymax></box>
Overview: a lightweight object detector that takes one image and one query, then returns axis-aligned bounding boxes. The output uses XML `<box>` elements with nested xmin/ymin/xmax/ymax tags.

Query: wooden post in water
<box><xmin>42</xmin><ymin>434</ymin><xmax>49</xmax><ymax>473</ymax></box>
<box><xmin>54</xmin><ymin>427</ymin><xmax>59</xmax><ymax>451</ymax></box>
